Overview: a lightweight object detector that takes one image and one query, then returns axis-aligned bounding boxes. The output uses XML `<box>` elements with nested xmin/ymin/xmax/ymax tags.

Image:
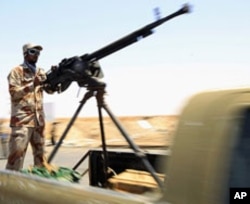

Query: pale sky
<box><xmin>0</xmin><ymin>0</ymin><xmax>250</xmax><ymax>119</ymax></box>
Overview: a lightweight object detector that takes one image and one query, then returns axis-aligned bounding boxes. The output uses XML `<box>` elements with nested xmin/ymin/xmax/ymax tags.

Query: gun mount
<box><xmin>43</xmin><ymin>4</ymin><xmax>190</xmax><ymax>93</ymax></box>
<box><xmin>45</xmin><ymin>4</ymin><xmax>190</xmax><ymax>191</ymax></box>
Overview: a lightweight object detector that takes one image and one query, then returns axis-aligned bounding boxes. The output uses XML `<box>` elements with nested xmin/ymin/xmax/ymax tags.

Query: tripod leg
<box><xmin>48</xmin><ymin>90</ymin><xmax>94</xmax><ymax>163</ymax></box>
<box><xmin>92</xmin><ymin>88</ymin><xmax>109</xmax><ymax>187</ymax></box>
<box><xmin>73</xmin><ymin>151</ymin><xmax>89</xmax><ymax>170</ymax></box>
<box><xmin>102</xmin><ymin>103</ymin><xmax>165</xmax><ymax>190</ymax></box>
<box><xmin>97</xmin><ymin>103</ymin><xmax>109</xmax><ymax>187</ymax></box>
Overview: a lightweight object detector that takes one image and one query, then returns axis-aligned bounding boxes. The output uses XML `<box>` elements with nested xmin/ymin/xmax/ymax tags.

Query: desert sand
<box><xmin>44</xmin><ymin>115</ymin><xmax>178</xmax><ymax>148</ymax></box>
<box><xmin>1</xmin><ymin>115</ymin><xmax>178</xmax><ymax>149</ymax></box>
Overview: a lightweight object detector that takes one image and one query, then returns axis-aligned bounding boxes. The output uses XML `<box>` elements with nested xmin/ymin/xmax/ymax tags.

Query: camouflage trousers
<box><xmin>6</xmin><ymin>126</ymin><xmax>46</xmax><ymax>171</ymax></box>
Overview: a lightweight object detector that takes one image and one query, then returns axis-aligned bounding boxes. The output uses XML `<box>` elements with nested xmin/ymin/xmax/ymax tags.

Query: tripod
<box><xmin>47</xmin><ymin>84</ymin><xmax>164</xmax><ymax>190</ymax></box>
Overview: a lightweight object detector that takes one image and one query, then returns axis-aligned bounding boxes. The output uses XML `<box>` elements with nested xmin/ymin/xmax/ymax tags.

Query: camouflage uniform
<box><xmin>6</xmin><ymin>62</ymin><xmax>48</xmax><ymax>170</ymax></box>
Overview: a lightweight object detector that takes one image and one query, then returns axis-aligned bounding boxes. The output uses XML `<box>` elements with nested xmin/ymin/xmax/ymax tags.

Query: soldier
<box><xmin>6</xmin><ymin>43</ymin><xmax>53</xmax><ymax>170</ymax></box>
<box><xmin>50</xmin><ymin>121</ymin><xmax>59</xmax><ymax>146</ymax></box>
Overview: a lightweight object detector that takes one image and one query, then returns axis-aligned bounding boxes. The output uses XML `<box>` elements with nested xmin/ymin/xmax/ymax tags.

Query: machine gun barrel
<box><xmin>82</xmin><ymin>4</ymin><xmax>190</xmax><ymax>62</ymax></box>
<box><xmin>43</xmin><ymin>4</ymin><xmax>190</xmax><ymax>93</ymax></box>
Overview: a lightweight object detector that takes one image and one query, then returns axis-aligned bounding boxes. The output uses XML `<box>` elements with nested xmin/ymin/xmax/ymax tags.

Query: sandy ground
<box><xmin>43</xmin><ymin>115</ymin><xmax>178</xmax><ymax>148</ymax></box>
<box><xmin>1</xmin><ymin>115</ymin><xmax>178</xmax><ymax>147</ymax></box>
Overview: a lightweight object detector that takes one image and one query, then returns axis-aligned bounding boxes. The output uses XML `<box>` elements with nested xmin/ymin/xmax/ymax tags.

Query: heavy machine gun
<box><xmin>43</xmin><ymin>4</ymin><xmax>190</xmax><ymax>93</ymax></box>
<box><xmin>45</xmin><ymin>4</ymin><xmax>190</xmax><ymax>191</ymax></box>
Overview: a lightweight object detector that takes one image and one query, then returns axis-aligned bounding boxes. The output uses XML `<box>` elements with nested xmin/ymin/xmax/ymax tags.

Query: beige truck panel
<box><xmin>164</xmin><ymin>88</ymin><xmax>250</xmax><ymax>204</ymax></box>
<box><xmin>0</xmin><ymin>170</ymin><xmax>153</xmax><ymax>204</ymax></box>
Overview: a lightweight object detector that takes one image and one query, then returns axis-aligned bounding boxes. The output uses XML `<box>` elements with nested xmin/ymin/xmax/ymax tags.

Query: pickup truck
<box><xmin>0</xmin><ymin>87</ymin><xmax>249</xmax><ymax>203</ymax></box>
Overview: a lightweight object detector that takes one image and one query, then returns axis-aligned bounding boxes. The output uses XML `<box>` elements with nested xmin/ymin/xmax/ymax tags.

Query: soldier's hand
<box><xmin>51</xmin><ymin>65</ymin><xmax>58</xmax><ymax>72</ymax></box>
<box><xmin>34</xmin><ymin>73</ymin><xmax>47</xmax><ymax>87</ymax></box>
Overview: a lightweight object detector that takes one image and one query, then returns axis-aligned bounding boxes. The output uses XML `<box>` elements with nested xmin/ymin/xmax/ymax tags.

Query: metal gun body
<box><xmin>44</xmin><ymin>4</ymin><xmax>190</xmax><ymax>93</ymax></box>
<box><xmin>83</xmin><ymin>4</ymin><xmax>189</xmax><ymax>62</ymax></box>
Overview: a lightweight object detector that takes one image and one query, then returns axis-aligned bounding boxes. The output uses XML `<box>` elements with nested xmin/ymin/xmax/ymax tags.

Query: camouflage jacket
<box><xmin>8</xmin><ymin>63</ymin><xmax>48</xmax><ymax>127</ymax></box>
